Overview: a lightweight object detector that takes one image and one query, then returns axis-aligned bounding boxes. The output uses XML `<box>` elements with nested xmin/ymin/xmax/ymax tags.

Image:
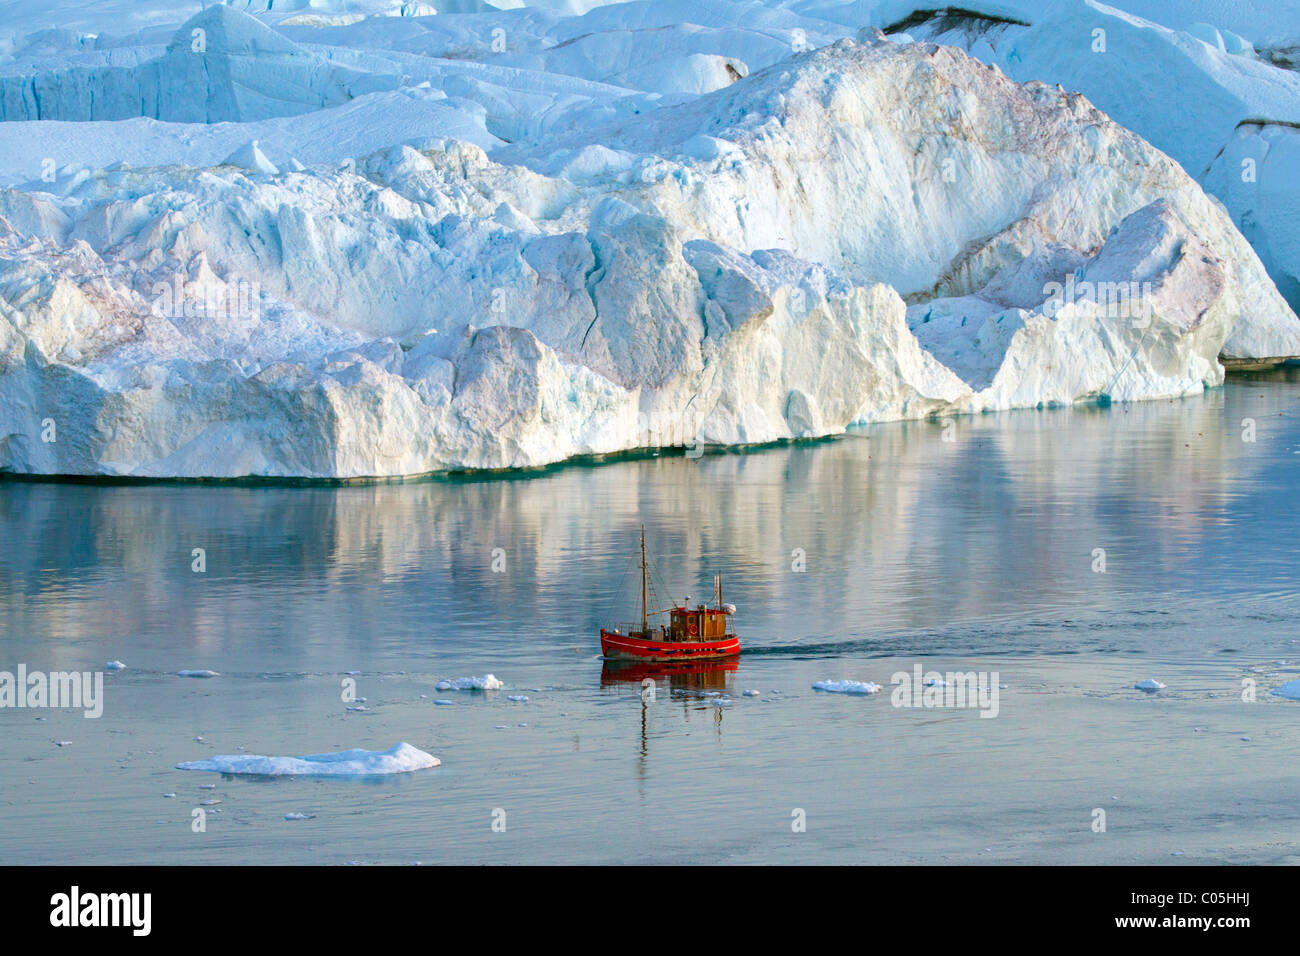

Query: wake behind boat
<box><xmin>599</xmin><ymin>527</ymin><xmax>740</xmax><ymax>663</ymax></box>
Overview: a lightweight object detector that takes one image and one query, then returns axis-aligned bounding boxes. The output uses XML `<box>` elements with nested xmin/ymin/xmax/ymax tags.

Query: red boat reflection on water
<box><xmin>599</xmin><ymin>656</ymin><xmax>738</xmax><ymax>693</ymax></box>
<box><xmin>601</xmin><ymin>656</ymin><xmax>739</xmax><ymax>753</ymax></box>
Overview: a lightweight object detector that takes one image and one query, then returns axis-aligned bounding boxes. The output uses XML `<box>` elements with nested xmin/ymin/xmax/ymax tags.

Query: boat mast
<box><xmin>640</xmin><ymin>525</ymin><xmax>648</xmax><ymax>635</ymax></box>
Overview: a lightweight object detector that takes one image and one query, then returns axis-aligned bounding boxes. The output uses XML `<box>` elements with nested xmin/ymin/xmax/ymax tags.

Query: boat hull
<box><xmin>600</xmin><ymin>629</ymin><xmax>740</xmax><ymax>662</ymax></box>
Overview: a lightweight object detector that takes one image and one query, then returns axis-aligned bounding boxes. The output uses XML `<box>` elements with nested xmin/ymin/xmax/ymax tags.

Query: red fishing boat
<box><xmin>600</xmin><ymin>527</ymin><xmax>740</xmax><ymax>662</ymax></box>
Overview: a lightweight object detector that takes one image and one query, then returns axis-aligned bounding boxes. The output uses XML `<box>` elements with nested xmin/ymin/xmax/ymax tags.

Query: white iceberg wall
<box><xmin>0</xmin><ymin>6</ymin><xmax>399</xmax><ymax>124</ymax></box>
<box><xmin>517</xmin><ymin>35</ymin><xmax>1296</xmax><ymax>354</ymax></box>
<box><xmin>892</xmin><ymin>1</ymin><xmax>1300</xmax><ymax>342</ymax></box>
<box><xmin>1</xmin><ymin>21</ymin><xmax>1297</xmax><ymax>477</ymax></box>
<box><xmin>1203</xmin><ymin>120</ymin><xmax>1300</xmax><ymax>346</ymax></box>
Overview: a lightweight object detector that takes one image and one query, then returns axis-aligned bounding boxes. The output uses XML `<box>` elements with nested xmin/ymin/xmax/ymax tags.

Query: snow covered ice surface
<box><xmin>0</xmin><ymin>1</ymin><xmax>1298</xmax><ymax>479</ymax></box>
<box><xmin>176</xmin><ymin>742</ymin><xmax>440</xmax><ymax>776</ymax></box>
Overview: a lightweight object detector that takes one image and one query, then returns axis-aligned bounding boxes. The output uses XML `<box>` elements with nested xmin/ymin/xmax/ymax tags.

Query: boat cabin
<box><xmin>669</xmin><ymin>604</ymin><xmax>730</xmax><ymax>641</ymax></box>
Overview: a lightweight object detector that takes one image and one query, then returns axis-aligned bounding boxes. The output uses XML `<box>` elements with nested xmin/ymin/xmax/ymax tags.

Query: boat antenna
<box><xmin>641</xmin><ymin>525</ymin><xmax>648</xmax><ymax>635</ymax></box>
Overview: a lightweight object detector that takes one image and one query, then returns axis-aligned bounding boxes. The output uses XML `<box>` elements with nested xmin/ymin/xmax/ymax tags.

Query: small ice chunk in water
<box><xmin>178</xmin><ymin>670</ymin><xmax>220</xmax><ymax>678</ymax></box>
<box><xmin>435</xmin><ymin>675</ymin><xmax>503</xmax><ymax>691</ymax></box>
<box><xmin>1269</xmin><ymin>678</ymin><xmax>1300</xmax><ymax>700</ymax></box>
<box><xmin>434</xmin><ymin>699</ymin><xmax>455</xmax><ymax>706</ymax></box>
<box><xmin>284</xmin><ymin>812</ymin><xmax>316</xmax><ymax>821</ymax></box>
<box><xmin>507</xmin><ymin>695</ymin><xmax>528</xmax><ymax>702</ymax></box>
<box><xmin>55</xmin><ymin>741</ymin><xmax>71</xmax><ymax>747</ymax></box>
<box><xmin>177</xmin><ymin>742</ymin><xmax>439</xmax><ymax>776</ymax></box>
<box><xmin>105</xmin><ymin>661</ymin><xmax>126</xmax><ymax>671</ymax></box>
<box><xmin>812</xmin><ymin>680</ymin><xmax>882</xmax><ymax>695</ymax></box>
<box><xmin>742</xmin><ymin>689</ymin><xmax>760</xmax><ymax>697</ymax></box>
<box><xmin>1134</xmin><ymin>679</ymin><xmax>1166</xmax><ymax>691</ymax></box>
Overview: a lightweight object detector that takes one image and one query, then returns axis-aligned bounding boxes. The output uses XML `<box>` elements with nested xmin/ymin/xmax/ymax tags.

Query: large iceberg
<box><xmin>879</xmin><ymin>0</ymin><xmax>1300</xmax><ymax>331</ymax></box>
<box><xmin>0</xmin><ymin>3</ymin><xmax>1297</xmax><ymax>479</ymax></box>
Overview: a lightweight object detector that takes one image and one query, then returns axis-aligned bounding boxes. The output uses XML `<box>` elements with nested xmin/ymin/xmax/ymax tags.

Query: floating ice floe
<box><xmin>743</xmin><ymin>689</ymin><xmax>760</xmax><ymax>697</ymax></box>
<box><xmin>178</xmin><ymin>670</ymin><xmax>220</xmax><ymax>678</ymax></box>
<box><xmin>435</xmin><ymin>675</ymin><xmax>503</xmax><ymax>691</ymax></box>
<box><xmin>105</xmin><ymin>661</ymin><xmax>126</xmax><ymax>671</ymax></box>
<box><xmin>506</xmin><ymin>695</ymin><xmax>529</xmax><ymax>702</ymax></box>
<box><xmin>1269</xmin><ymin>679</ymin><xmax>1300</xmax><ymax>700</ymax></box>
<box><xmin>1134</xmin><ymin>679</ymin><xmax>1166</xmax><ymax>691</ymax></box>
<box><xmin>812</xmin><ymin>680</ymin><xmax>882</xmax><ymax>695</ymax></box>
<box><xmin>176</xmin><ymin>742</ymin><xmax>440</xmax><ymax>776</ymax></box>
<box><xmin>284</xmin><ymin>812</ymin><xmax>316</xmax><ymax>821</ymax></box>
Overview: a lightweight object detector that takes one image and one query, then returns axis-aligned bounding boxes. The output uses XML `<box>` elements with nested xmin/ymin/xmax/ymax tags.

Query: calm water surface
<box><xmin>2</xmin><ymin>372</ymin><xmax>1299</xmax><ymax>864</ymax></box>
